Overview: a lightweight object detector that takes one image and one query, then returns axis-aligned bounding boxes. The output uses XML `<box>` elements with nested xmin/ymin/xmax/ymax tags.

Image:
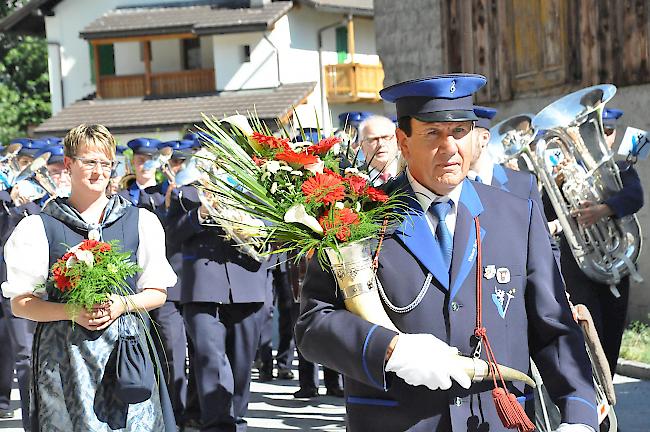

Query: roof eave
<box><xmin>0</xmin><ymin>0</ymin><xmax>61</xmax><ymax>35</ymax></box>
<box><xmin>80</xmin><ymin>25</ymin><xmax>195</xmax><ymax>41</ymax></box>
<box><xmin>296</xmin><ymin>1</ymin><xmax>373</xmax><ymax>17</ymax></box>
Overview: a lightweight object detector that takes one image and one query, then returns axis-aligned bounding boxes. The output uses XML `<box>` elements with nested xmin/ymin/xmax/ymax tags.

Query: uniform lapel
<box><xmin>449</xmin><ymin>179</ymin><xmax>485</xmax><ymax>302</ymax></box>
<box><xmin>492</xmin><ymin>164</ymin><xmax>510</xmax><ymax>192</ymax></box>
<box><xmin>128</xmin><ymin>182</ymin><xmax>140</xmax><ymax>206</ymax></box>
<box><xmin>393</xmin><ymin>177</ymin><xmax>450</xmax><ymax>290</ymax></box>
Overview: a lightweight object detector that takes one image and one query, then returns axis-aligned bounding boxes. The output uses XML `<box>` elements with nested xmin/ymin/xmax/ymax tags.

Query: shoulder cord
<box><xmin>372</xmin><ymin>218</ymin><xmax>431</xmax><ymax>313</ymax></box>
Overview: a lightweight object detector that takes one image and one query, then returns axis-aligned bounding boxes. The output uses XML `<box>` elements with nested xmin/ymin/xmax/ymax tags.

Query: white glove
<box><xmin>385</xmin><ymin>333</ymin><xmax>472</xmax><ymax>390</ymax></box>
<box><xmin>555</xmin><ymin>424</ymin><xmax>595</xmax><ymax>432</ymax></box>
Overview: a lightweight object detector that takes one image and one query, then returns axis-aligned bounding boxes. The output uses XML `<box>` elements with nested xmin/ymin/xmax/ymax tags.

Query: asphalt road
<box><xmin>0</xmin><ymin>372</ymin><xmax>647</xmax><ymax>431</ymax></box>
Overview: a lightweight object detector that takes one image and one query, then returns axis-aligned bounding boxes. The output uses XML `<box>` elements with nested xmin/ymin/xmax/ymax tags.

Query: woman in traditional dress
<box><xmin>2</xmin><ymin>124</ymin><xmax>177</xmax><ymax>431</ymax></box>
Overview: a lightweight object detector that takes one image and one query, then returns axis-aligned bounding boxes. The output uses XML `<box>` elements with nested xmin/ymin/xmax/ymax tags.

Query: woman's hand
<box><xmin>94</xmin><ymin>294</ymin><xmax>128</xmax><ymax>330</ymax></box>
<box><xmin>70</xmin><ymin>305</ymin><xmax>112</xmax><ymax>331</ymax></box>
<box><xmin>70</xmin><ymin>294</ymin><xmax>127</xmax><ymax>331</ymax></box>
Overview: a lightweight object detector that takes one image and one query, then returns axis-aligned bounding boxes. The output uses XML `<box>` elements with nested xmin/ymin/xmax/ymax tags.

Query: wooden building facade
<box><xmin>439</xmin><ymin>0</ymin><xmax>650</xmax><ymax>103</ymax></box>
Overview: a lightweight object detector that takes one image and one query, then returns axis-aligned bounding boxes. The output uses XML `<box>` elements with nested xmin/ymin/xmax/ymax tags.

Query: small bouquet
<box><xmin>41</xmin><ymin>238</ymin><xmax>142</xmax><ymax>311</ymax></box>
<box><xmin>196</xmin><ymin>112</ymin><xmax>406</xmax><ymax>331</ymax></box>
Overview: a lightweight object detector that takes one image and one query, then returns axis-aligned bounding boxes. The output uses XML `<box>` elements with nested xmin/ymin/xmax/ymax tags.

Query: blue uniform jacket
<box><xmin>165</xmin><ymin>185</ymin><xmax>267</xmax><ymax>305</ymax></box>
<box><xmin>295</xmin><ymin>175</ymin><xmax>597</xmax><ymax>432</ymax></box>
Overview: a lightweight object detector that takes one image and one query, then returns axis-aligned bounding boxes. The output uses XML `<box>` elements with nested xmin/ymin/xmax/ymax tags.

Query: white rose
<box><xmin>263</xmin><ymin>160</ymin><xmax>281</xmax><ymax>174</ymax></box>
<box><xmin>74</xmin><ymin>250</ymin><xmax>95</xmax><ymax>268</ymax></box>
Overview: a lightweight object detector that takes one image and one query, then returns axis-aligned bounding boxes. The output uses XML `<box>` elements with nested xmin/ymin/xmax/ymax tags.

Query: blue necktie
<box><xmin>430</xmin><ymin>201</ymin><xmax>453</xmax><ymax>271</ymax></box>
<box><xmin>475</xmin><ymin>175</ymin><xmax>483</xmax><ymax>184</ymax></box>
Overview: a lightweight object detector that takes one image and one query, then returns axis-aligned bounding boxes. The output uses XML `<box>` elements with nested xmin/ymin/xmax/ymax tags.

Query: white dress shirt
<box><xmin>468</xmin><ymin>163</ymin><xmax>494</xmax><ymax>185</ymax></box>
<box><xmin>406</xmin><ymin>169</ymin><xmax>463</xmax><ymax>237</ymax></box>
<box><xmin>2</xmin><ymin>208</ymin><xmax>177</xmax><ymax>299</ymax></box>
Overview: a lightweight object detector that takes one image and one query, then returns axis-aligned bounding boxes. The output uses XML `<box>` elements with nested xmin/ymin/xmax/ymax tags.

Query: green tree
<box><xmin>0</xmin><ymin>1</ymin><xmax>51</xmax><ymax>144</ymax></box>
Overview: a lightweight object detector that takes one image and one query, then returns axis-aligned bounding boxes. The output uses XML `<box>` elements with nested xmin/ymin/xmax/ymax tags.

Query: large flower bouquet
<box><xmin>197</xmin><ymin>113</ymin><xmax>405</xmax><ymax>265</ymax></box>
<box><xmin>41</xmin><ymin>238</ymin><xmax>141</xmax><ymax>311</ymax></box>
<box><xmin>194</xmin><ymin>112</ymin><xmax>406</xmax><ymax>331</ymax></box>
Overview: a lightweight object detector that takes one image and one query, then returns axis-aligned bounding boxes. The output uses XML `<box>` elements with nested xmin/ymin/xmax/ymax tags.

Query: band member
<box><xmin>0</xmin><ymin>137</ymin><xmax>48</xmax><ymax>431</ymax></box>
<box><xmin>357</xmin><ymin>115</ymin><xmax>400</xmax><ymax>185</ymax></box>
<box><xmin>119</xmin><ymin>137</ymin><xmax>161</xmax><ymax>206</ymax></box>
<box><xmin>295</xmin><ymin>74</ymin><xmax>597</xmax><ymax>432</ymax></box>
<box><xmin>122</xmin><ymin>138</ymin><xmax>194</xmax><ymax>427</ymax></box>
<box><xmin>166</xmin><ymin>175</ymin><xmax>269</xmax><ymax>431</ymax></box>
<box><xmin>547</xmin><ymin>108</ymin><xmax>644</xmax><ymax>376</ymax></box>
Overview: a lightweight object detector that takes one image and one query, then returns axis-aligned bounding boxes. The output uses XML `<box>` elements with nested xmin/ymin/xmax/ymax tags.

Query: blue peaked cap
<box><xmin>603</xmin><ymin>108</ymin><xmax>624</xmax><ymax>127</ymax></box>
<box><xmin>474</xmin><ymin>106</ymin><xmax>498</xmax><ymax>129</ymax></box>
<box><xmin>10</xmin><ymin>138</ymin><xmax>47</xmax><ymax>157</ymax></box>
<box><xmin>36</xmin><ymin>145</ymin><xmax>64</xmax><ymax>164</ymax></box>
<box><xmin>42</xmin><ymin>136</ymin><xmax>62</xmax><ymax>146</ymax></box>
<box><xmin>338</xmin><ymin>111</ymin><xmax>374</xmax><ymax>128</ymax></box>
<box><xmin>380</xmin><ymin>74</ymin><xmax>487</xmax><ymax>122</ymax></box>
<box><xmin>159</xmin><ymin>139</ymin><xmax>193</xmax><ymax>159</ymax></box>
<box><xmin>127</xmin><ymin>137</ymin><xmax>161</xmax><ymax>155</ymax></box>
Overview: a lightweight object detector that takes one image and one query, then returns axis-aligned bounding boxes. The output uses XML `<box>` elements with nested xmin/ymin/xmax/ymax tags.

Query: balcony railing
<box><xmin>98</xmin><ymin>68</ymin><xmax>216</xmax><ymax>99</ymax></box>
<box><xmin>324</xmin><ymin>63</ymin><xmax>384</xmax><ymax>103</ymax></box>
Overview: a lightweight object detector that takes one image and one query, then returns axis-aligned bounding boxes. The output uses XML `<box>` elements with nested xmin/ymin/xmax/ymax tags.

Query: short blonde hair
<box><xmin>63</xmin><ymin>124</ymin><xmax>116</xmax><ymax>159</ymax></box>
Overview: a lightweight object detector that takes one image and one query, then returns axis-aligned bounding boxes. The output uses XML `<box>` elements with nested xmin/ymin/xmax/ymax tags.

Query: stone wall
<box><xmin>374</xmin><ymin>0</ymin><xmax>444</xmax><ymax>86</ymax></box>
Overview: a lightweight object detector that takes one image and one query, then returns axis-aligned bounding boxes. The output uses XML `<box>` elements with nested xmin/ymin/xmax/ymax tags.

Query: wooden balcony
<box><xmin>324</xmin><ymin>63</ymin><xmax>384</xmax><ymax>104</ymax></box>
<box><xmin>98</xmin><ymin>68</ymin><xmax>215</xmax><ymax>99</ymax></box>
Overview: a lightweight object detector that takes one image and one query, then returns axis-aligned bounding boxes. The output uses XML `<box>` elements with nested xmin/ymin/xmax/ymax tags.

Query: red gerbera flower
<box><xmin>307</xmin><ymin>136</ymin><xmax>341</xmax><ymax>155</ymax></box>
<box><xmin>301</xmin><ymin>172</ymin><xmax>346</xmax><ymax>204</ymax></box>
<box><xmin>323</xmin><ymin>167</ymin><xmax>343</xmax><ymax>179</ymax></box>
<box><xmin>366</xmin><ymin>186</ymin><xmax>389</xmax><ymax>202</ymax></box>
<box><xmin>251</xmin><ymin>132</ymin><xmax>290</xmax><ymax>150</ymax></box>
<box><xmin>346</xmin><ymin>175</ymin><xmax>368</xmax><ymax>195</ymax></box>
<box><xmin>275</xmin><ymin>149</ymin><xmax>319</xmax><ymax>167</ymax></box>
<box><xmin>319</xmin><ymin>208</ymin><xmax>360</xmax><ymax>241</ymax></box>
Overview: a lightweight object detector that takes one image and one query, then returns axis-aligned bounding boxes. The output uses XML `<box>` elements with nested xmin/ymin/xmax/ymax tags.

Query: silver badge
<box><xmin>483</xmin><ymin>265</ymin><xmax>496</xmax><ymax>280</ymax></box>
<box><xmin>496</xmin><ymin>267</ymin><xmax>510</xmax><ymax>284</ymax></box>
<box><xmin>450</xmin><ymin>80</ymin><xmax>456</xmax><ymax>94</ymax></box>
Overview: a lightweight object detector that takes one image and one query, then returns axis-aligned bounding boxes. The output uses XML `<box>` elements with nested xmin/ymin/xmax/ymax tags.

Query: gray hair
<box><xmin>357</xmin><ymin>115</ymin><xmax>396</xmax><ymax>142</ymax></box>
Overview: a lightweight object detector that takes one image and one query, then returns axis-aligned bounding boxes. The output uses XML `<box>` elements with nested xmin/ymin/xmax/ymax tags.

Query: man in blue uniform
<box><xmin>118</xmin><ymin>137</ymin><xmax>161</xmax><ymax>206</ymax></box>
<box><xmin>121</xmin><ymin>138</ymin><xmax>195</xmax><ymax>427</ymax></box>
<box><xmin>0</xmin><ymin>137</ymin><xmax>48</xmax><ymax>430</ymax></box>
<box><xmin>295</xmin><ymin>74</ymin><xmax>597</xmax><ymax>432</ymax></box>
<box><xmin>547</xmin><ymin>108</ymin><xmax>644</xmax><ymax>376</ymax></box>
<box><xmin>166</xmin><ymin>176</ymin><xmax>269</xmax><ymax>432</ymax></box>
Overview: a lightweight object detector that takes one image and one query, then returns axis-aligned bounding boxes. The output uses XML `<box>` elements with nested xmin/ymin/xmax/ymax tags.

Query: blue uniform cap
<box><xmin>127</xmin><ymin>137</ymin><xmax>161</xmax><ymax>155</ymax></box>
<box><xmin>36</xmin><ymin>144</ymin><xmax>65</xmax><ymax>164</ymax></box>
<box><xmin>42</xmin><ymin>136</ymin><xmax>62</xmax><ymax>146</ymax></box>
<box><xmin>380</xmin><ymin>74</ymin><xmax>487</xmax><ymax>122</ymax></box>
<box><xmin>11</xmin><ymin>138</ymin><xmax>47</xmax><ymax>157</ymax></box>
<box><xmin>603</xmin><ymin>108</ymin><xmax>624</xmax><ymax>127</ymax></box>
<box><xmin>474</xmin><ymin>106</ymin><xmax>498</xmax><ymax>129</ymax></box>
<box><xmin>183</xmin><ymin>132</ymin><xmax>203</xmax><ymax>149</ymax></box>
<box><xmin>159</xmin><ymin>139</ymin><xmax>193</xmax><ymax>159</ymax></box>
<box><xmin>337</xmin><ymin>111</ymin><xmax>374</xmax><ymax>128</ymax></box>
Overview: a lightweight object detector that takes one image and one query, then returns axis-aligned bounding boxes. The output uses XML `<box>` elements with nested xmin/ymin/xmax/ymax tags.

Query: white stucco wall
<box><xmin>44</xmin><ymin>0</ymin><xmax>194</xmax><ymax>109</ymax></box>
<box><xmin>43</xmin><ymin>0</ymin><xmax>381</xmax><ymax>131</ymax></box>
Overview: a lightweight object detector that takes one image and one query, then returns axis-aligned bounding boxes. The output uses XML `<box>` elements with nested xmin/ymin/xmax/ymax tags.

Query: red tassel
<box><xmin>508</xmin><ymin>392</ymin><xmax>535</xmax><ymax>432</ymax></box>
<box><xmin>492</xmin><ymin>388</ymin><xmax>536</xmax><ymax>432</ymax></box>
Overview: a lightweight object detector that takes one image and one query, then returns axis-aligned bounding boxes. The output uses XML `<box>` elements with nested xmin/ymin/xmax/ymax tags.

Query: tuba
<box><xmin>12</xmin><ymin>152</ymin><xmax>59</xmax><ymax>202</ymax></box>
<box><xmin>490</xmin><ymin>85</ymin><xmax>642</xmax><ymax>287</ymax></box>
<box><xmin>0</xmin><ymin>143</ymin><xmax>24</xmax><ymax>190</ymax></box>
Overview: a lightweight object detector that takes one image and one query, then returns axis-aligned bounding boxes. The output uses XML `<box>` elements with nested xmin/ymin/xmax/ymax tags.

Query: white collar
<box><xmin>468</xmin><ymin>163</ymin><xmax>494</xmax><ymax>185</ymax></box>
<box><xmin>406</xmin><ymin>169</ymin><xmax>463</xmax><ymax>212</ymax></box>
